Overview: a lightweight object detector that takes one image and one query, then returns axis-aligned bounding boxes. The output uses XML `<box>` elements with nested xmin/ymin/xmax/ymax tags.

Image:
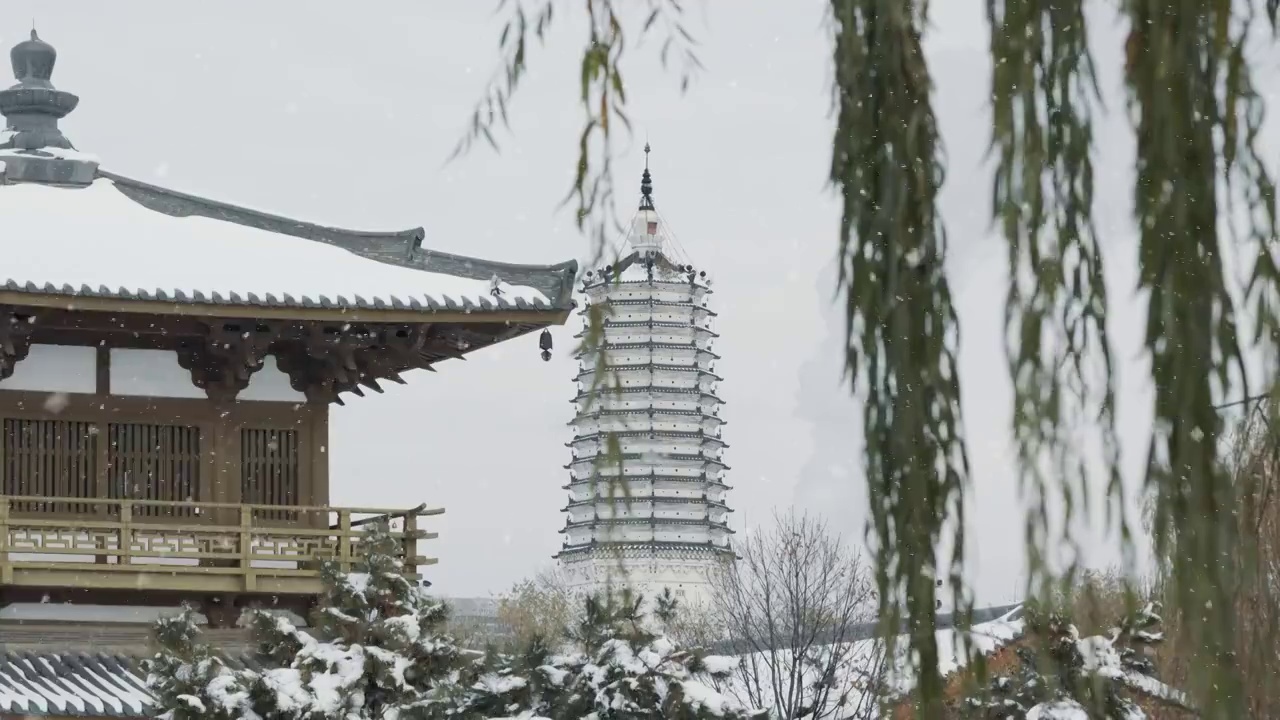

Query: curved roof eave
<box><xmin>100</xmin><ymin>169</ymin><xmax>579</xmax><ymax>312</ymax></box>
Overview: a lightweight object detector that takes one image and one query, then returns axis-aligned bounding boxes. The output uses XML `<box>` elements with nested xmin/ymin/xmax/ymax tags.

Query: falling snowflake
<box><xmin>43</xmin><ymin>392</ymin><xmax>69</xmax><ymax>413</ymax></box>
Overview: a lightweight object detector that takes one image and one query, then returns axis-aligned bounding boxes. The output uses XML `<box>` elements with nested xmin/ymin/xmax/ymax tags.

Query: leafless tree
<box><xmin>709</xmin><ymin>510</ymin><xmax>883</xmax><ymax>720</ymax></box>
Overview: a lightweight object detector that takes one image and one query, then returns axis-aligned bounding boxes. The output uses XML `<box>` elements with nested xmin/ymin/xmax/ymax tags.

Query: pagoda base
<box><xmin>557</xmin><ymin>543</ymin><xmax>732</xmax><ymax>612</ymax></box>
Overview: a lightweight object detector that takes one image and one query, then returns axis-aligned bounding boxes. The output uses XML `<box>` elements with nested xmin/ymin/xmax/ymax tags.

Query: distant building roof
<box><xmin>0</xmin><ymin>31</ymin><xmax>576</xmax><ymax>319</ymax></box>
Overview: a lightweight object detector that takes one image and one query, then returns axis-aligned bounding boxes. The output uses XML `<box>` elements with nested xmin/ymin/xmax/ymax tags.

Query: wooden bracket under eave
<box><xmin>0</xmin><ymin>307</ymin><xmax>36</xmax><ymax>382</ymax></box>
<box><xmin>275</xmin><ymin>323</ymin><xmax>438</xmax><ymax>405</ymax></box>
<box><xmin>176</xmin><ymin>320</ymin><xmax>281</xmax><ymax>401</ymax></box>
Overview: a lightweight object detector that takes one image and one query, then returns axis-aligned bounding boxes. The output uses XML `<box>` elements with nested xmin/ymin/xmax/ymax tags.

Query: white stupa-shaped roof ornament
<box><xmin>628</xmin><ymin>143</ymin><xmax>665</xmax><ymax>258</ymax></box>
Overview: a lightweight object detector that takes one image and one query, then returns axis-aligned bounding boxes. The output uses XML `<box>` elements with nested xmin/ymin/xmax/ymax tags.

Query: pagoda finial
<box><xmin>639</xmin><ymin>143</ymin><xmax>654</xmax><ymax>211</ymax></box>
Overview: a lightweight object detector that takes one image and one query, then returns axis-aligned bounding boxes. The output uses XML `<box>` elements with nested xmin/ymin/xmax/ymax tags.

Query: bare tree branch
<box><xmin>709</xmin><ymin>511</ymin><xmax>881</xmax><ymax>720</ymax></box>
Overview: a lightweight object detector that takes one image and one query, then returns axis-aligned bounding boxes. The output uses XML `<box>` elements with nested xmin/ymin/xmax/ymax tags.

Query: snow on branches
<box><xmin>147</xmin><ymin>519</ymin><xmax>469</xmax><ymax>720</ymax></box>
<box><xmin>961</xmin><ymin>602</ymin><xmax>1189</xmax><ymax>720</ymax></box>
<box><xmin>148</xmin><ymin>521</ymin><xmax>757</xmax><ymax>720</ymax></box>
<box><xmin>463</xmin><ymin>590</ymin><xmax>763</xmax><ymax>720</ymax></box>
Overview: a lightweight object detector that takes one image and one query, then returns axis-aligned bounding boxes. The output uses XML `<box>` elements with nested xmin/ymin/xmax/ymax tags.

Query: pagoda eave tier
<box><xmin>561</xmin><ymin>518</ymin><xmax>733</xmax><ymax>530</ymax></box>
<box><xmin>565</xmin><ymin>454</ymin><xmax>728</xmax><ymax>470</ymax></box>
<box><xmin>578</xmin><ymin>300</ymin><xmax>717</xmax><ymax>317</ymax></box>
<box><xmin>573</xmin><ymin>324</ymin><xmax>718</xmax><ymax>341</ymax></box>
<box><xmin>573</xmin><ymin>366</ymin><xmax>723</xmax><ymax>383</ymax></box>
<box><xmin>570</xmin><ymin>388</ymin><xmax>723</xmax><ymax>403</ymax></box>
<box><xmin>568</xmin><ymin>409</ymin><xmax>726</xmax><ymax>422</ymax></box>
<box><xmin>568</xmin><ymin>430</ymin><xmax>727</xmax><ymax>445</ymax></box>
<box><xmin>563</xmin><ymin>475</ymin><xmax>732</xmax><ymax>491</ymax></box>
<box><xmin>563</xmin><ymin>499</ymin><xmax>733</xmax><ymax>511</ymax></box>
<box><xmin>555</xmin><ymin>540</ymin><xmax>736</xmax><ymax>559</ymax></box>
<box><xmin>588</xmin><ymin>341</ymin><xmax>720</xmax><ymax>359</ymax></box>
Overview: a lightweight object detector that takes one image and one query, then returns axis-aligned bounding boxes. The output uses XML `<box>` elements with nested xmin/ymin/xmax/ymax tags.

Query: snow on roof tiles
<box><xmin>0</xmin><ymin>652</ymin><xmax>155</xmax><ymax>717</ymax></box>
<box><xmin>0</xmin><ymin>175</ymin><xmax>575</xmax><ymax>314</ymax></box>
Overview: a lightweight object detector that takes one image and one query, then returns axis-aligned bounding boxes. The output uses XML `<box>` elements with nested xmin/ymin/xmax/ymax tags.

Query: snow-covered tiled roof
<box><xmin>0</xmin><ymin>652</ymin><xmax>155</xmax><ymax>717</ymax></box>
<box><xmin>0</xmin><ymin>30</ymin><xmax>579</xmax><ymax>319</ymax></box>
<box><xmin>0</xmin><ymin>173</ymin><xmax>577</xmax><ymax>315</ymax></box>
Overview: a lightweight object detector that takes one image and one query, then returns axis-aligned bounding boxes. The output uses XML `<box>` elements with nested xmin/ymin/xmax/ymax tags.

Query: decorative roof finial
<box><xmin>11</xmin><ymin>28</ymin><xmax>57</xmax><ymax>88</ymax></box>
<box><xmin>639</xmin><ymin>142</ymin><xmax>654</xmax><ymax>211</ymax></box>
<box><xmin>0</xmin><ymin>29</ymin><xmax>96</xmax><ymax>185</ymax></box>
<box><xmin>0</xmin><ymin>30</ymin><xmax>80</xmax><ymax>150</ymax></box>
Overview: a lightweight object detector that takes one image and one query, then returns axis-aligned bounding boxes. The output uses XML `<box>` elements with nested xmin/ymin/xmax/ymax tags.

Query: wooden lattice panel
<box><xmin>108</xmin><ymin>422</ymin><xmax>202</xmax><ymax>518</ymax></box>
<box><xmin>241</xmin><ymin>428</ymin><xmax>300</xmax><ymax>521</ymax></box>
<box><xmin>1</xmin><ymin>418</ymin><xmax>98</xmax><ymax>514</ymax></box>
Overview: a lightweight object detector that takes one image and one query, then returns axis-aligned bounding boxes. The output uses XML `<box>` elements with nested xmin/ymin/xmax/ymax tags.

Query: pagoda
<box><xmin>0</xmin><ymin>32</ymin><xmax>575</xmax><ymax>715</ymax></box>
<box><xmin>556</xmin><ymin>147</ymin><xmax>734</xmax><ymax>608</ymax></box>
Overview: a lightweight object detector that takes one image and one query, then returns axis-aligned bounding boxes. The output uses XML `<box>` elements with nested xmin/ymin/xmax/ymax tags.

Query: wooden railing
<box><xmin>0</xmin><ymin>495</ymin><xmax>442</xmax><ymax>595</ymax></box>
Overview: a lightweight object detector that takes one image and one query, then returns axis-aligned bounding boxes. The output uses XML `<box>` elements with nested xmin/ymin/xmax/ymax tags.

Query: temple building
<box><xmin>0</xmin><ymin>31</ymin><xmax>575</xmax><ymax>717</ymax></box>
<box><xmin>556</xmin><ymin>147</ymin><xmax>735</xmax><ymax>609</ymax></box>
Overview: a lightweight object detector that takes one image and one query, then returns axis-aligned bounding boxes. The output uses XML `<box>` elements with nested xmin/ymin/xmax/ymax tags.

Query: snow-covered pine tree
<box><xmin>462</xmin><ymin>589</ymin><xmax>760</xmax><ymax>720</ymax></box>
<box><xmin>554</xmin><ymin>591</ymin><xmax>762</xmax><ymax>720</ymax></box>
<box><xmin>246</xmin><ymin>518</ymin><xmax>470</xmax><ymax>719</ymax></box>
<box><xmin>961</xmin><ymin>601</ymin><xmax>1185</xmax><ymax>720</ymax></box>
<box><xmin>148</xmin><ymin>519</ymin><xmax>473</xmax><ymax>720</ymax></box>
<box><xmin>145</xmin><ymin>605</ymin><xmax>259</xmax><ymax>720</ymax></box>
<box><xmin>462</xmin><ymin>637</ymin><xmax>566</xmax><ymax>719</ymax></box>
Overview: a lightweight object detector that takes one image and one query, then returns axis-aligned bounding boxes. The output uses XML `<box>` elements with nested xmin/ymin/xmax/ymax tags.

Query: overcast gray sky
<box><xmin>13</xmin><ymin>0</ymin><xmax>1275</xmax><ymax>605</ymax></box>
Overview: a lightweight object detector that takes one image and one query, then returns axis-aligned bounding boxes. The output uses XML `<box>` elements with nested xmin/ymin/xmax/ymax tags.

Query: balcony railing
<box><xmin>0</xmin><ymin>495</ymin><xmax>441</xmax><ymax>596</ymax></box>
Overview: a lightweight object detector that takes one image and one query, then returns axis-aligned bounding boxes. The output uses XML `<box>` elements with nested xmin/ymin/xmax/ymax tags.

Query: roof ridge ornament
<box><xmin>0</xmin><ymin>29</ymin><xmax>97</xmax><ymax>185</ymax></box>
<box><xmin>12</xmin><ymin>28</ymin><xmax>56</xmax><ymax>88</ymax></box>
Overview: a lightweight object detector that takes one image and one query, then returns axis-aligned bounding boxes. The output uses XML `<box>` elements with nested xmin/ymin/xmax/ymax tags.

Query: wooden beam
<box><xmin>94</xmin><ymin>345</ymin><xmax>109</xmax><ymax>395</ymax></box>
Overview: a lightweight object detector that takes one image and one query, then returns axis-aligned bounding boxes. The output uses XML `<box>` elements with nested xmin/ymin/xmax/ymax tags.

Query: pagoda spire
<box><xmin>639</xmin><ymin>142</ymin><xmax>654</xmax><ymax>211</ymax></box>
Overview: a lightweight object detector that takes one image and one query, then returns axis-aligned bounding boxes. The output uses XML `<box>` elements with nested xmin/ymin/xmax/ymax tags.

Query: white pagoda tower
<box><xmin>556</xmin><ymin>147</ymin><xmax>734</xmax><ymax>608</ymax></box>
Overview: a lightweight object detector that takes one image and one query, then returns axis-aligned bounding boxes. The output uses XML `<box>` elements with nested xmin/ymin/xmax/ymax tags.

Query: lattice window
<box><xmin>2</xmin><ymin>419</ymin><xmax>98</xmax><ymax>514</ymax></box>
<box><xmin>108</xmin><ymin>423</ymin><xmax>202</xmax><ymax>518</ymax></box>
<box><xmin>241</xmin><ymin>428</ymin><xmax>300</xmax><ymax>522</ymax></box>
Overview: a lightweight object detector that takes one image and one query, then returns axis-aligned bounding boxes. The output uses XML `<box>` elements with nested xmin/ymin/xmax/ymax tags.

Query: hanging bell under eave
<box><xmin>539</xmin><ymin>329</ymin><xmax>553</xmax><ymax>362</ymax></box>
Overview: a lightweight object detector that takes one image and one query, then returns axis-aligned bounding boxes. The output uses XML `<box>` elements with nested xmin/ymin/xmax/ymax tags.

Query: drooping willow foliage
<box><xmin>454</xmin><ymin>0</ymin><xmax>1280</xmax><ymax>715</ymax></box>
<box><xmin>1123</xmin><ymin>2</ymin><xmax>1279</xmax><ymax>716</ymax></box>
<box><xmin>988</xmin><ymin>0</ymin><xmax>1122</xmax><ymax>612</ymax></box>
<box><xmin>828</xmin><ymin>2</ymin><xmax>970</xmax><ymax>714</ymax></box>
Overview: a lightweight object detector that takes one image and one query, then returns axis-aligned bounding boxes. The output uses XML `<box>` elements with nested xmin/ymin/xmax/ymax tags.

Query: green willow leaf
<box><xmin>829</xmin><ymin>0</ymin><xmax>970</xmax><ymax>713</ymax></box>
<box><xmin>1124</xmin><ymin>1</ymin><xmax>1264</xmax><ymax>715</ymax></box>
<box><xmin>987</xmin><ymin>0</ymin><xmax>1124</xmax><ymax>606</ymax></box>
